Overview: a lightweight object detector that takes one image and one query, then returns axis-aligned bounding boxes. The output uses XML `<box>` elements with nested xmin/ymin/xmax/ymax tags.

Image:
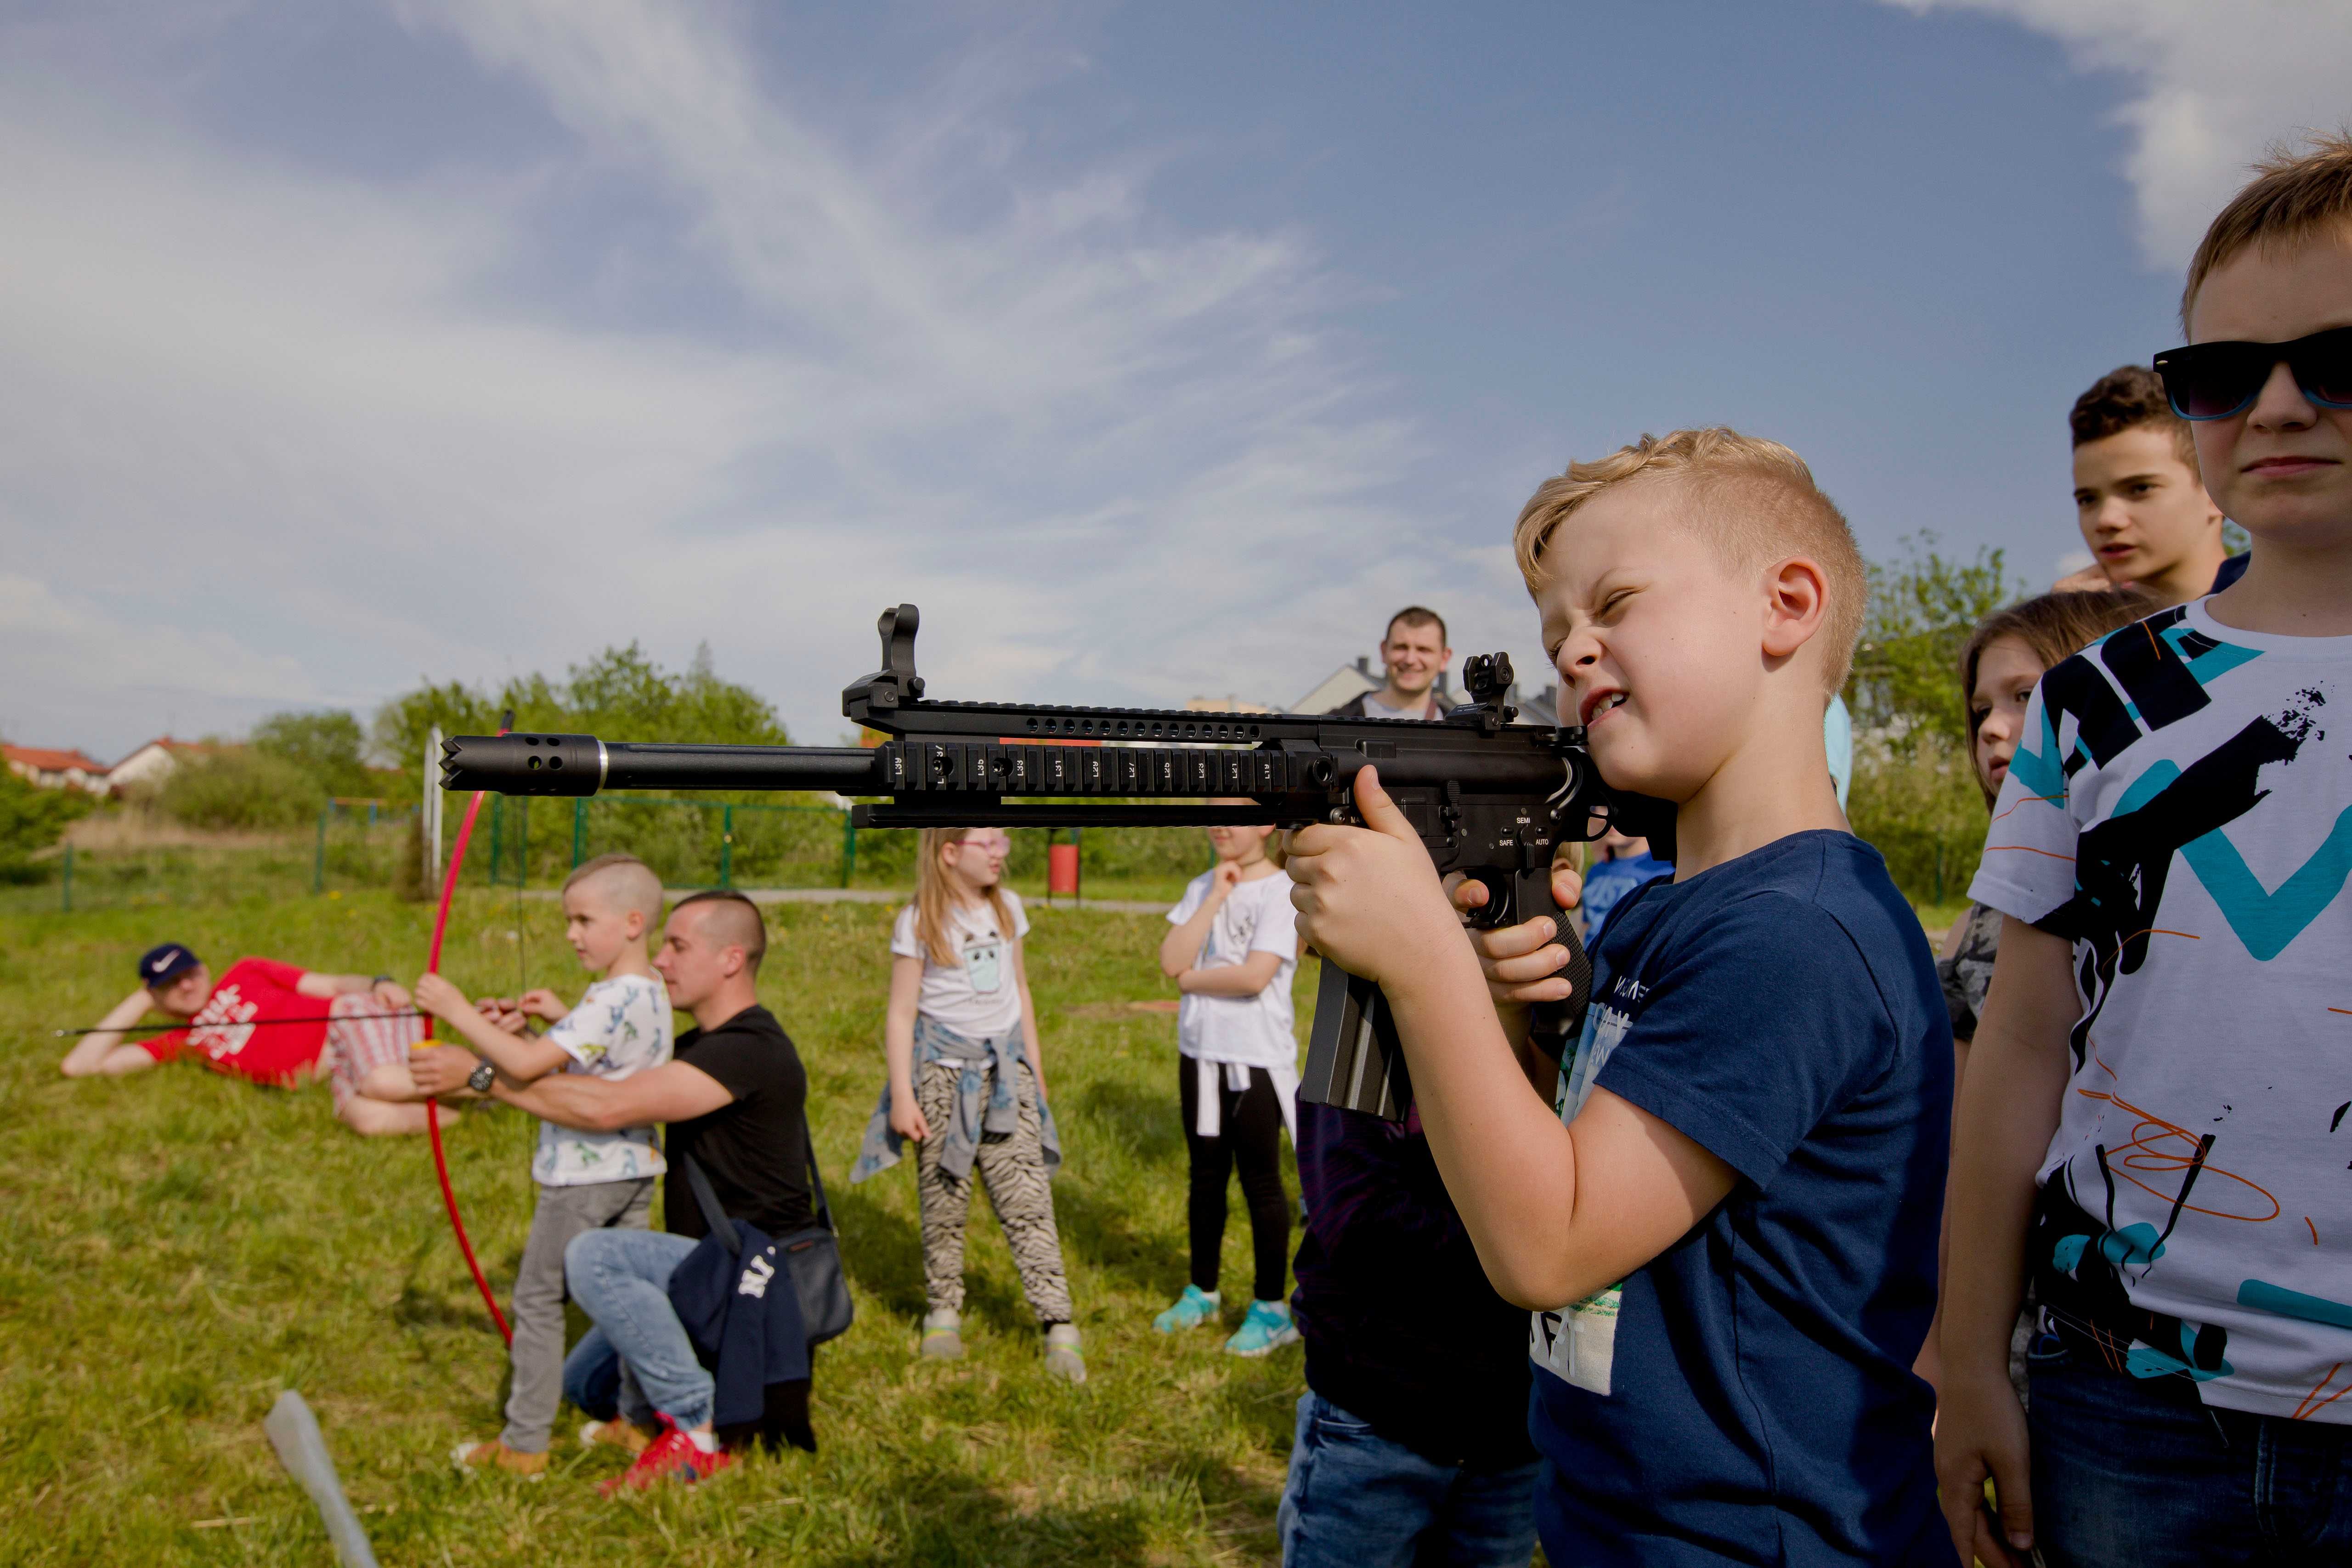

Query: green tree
<box><xmin>1842</xmin><ymin>535</ymin><xmax>2019</xmax><ymax>910</ymax></box>
<box><xmin>1843</xmin><ymin>533</ymin><xmax>2016</xmax><ymax>754</ymax></box>
<box><xmin>251</xmin><ymin>710</ymin><xmax>373</xmax><ymax>798</ymax></box>
<box><xmin>371</xmin><ymin>642</ymin><xmax>790</xmax><ymax>772</ymax></box>
<box><xmin>0</xmin><ymin>767</ymin><xmax>95</xmax><ymax>881</ymax></box>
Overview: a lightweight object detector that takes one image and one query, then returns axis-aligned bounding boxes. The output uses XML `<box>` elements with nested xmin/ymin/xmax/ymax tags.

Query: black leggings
<box><xmin>1179</xmin><ymin>1059</ymin><xmax>1290</xmax><ymax>1303</ymax></box>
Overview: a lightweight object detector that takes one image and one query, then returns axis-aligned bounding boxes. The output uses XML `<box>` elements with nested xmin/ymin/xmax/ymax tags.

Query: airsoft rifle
<box><xmin>440</xmin><ymin>605</ymin><xmax>1670</xmax><ymax>1121</ymax></box>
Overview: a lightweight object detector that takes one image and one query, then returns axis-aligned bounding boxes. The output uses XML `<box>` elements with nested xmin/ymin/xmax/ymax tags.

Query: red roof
<box><xmin>4</xmin><ymin>745</ymin><xmax>109</xmax><ymax>775</ymax></box>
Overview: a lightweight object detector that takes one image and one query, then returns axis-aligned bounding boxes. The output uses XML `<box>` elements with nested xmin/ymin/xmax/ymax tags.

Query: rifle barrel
<box><xmin>440</xmin><ymin>734</ymin><xmax>881</xmax><ymax>797</ymax></box>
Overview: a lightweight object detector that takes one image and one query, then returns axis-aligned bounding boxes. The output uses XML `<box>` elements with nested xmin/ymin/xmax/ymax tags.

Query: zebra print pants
<box><xmin>915</xmin><ymin>1056</ymin><xmax>1074</xmax><ymax>1325</ymax></box>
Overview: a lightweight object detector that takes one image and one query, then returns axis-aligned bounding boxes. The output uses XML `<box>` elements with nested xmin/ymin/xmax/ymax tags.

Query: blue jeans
<box><xmin>1278</xmin><ymin>1392</ymin><xmax>1540</xmax><ymax>1568</ymax></box>
<box><xmin>563</xmin><ymin>1228</ymin><xmax>710</xmax><ymax>1432</ymax></box>
<box><xmin>2030</xmin><ymin>1340</ymin><xmax>2352</xmax><ymax>1566</ymax></box>
<box><xmin>561</xmin><ymin>1327</ymin><xmax>623</xmax><ymax>1421</ymax></box>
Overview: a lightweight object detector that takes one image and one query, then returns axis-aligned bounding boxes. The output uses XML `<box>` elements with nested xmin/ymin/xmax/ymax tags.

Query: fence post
<box><xmin>572</xmin><ymin>798</ymin><xmax>586</xmax><ymax>869</ymax></box>
<box><xmin>840</xmin><ymin>817</ymin><xmax>855</xmax><ymax>889</ymax></box>
<box><xmin>719</xmin><ymin>805</ymin><xmax>734</xmax><ymax>889</ymax></box>
<box><xmin>488</xmin><ymin>796</ymin><xmax>503</xmax><ymax>888</ymax></box>
<box><xmin>314</xmin><ymin>807</ymin><xmax>328</xmax><ymax>894</ymax></box>
<box><xmin>515</xmin><ymin>798</ymin><xmax>528</xmax><ymax>893</ymax></box>
<box><xmin>62</xmin><ymin>843</ymin><xmax>73</xmax><ymax>912</ymax></box>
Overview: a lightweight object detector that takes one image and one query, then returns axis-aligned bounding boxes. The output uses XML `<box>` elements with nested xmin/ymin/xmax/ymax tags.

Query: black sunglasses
<box><xmin>2153</xmin><ymin>326</ymin><xmax>2352</xmax><ymax>421</ymax></box>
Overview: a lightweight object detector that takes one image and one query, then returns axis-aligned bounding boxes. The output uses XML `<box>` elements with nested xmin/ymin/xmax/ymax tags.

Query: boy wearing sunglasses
<box><xmin>1937</xmin><ymin>134</ymin><xmax>2352</xmax><ymax>1568</ymax></box>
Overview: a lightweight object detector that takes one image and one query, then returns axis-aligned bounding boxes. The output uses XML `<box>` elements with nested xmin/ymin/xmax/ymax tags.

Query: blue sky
<box><xmin>3</xmin><ymin>0</ymin><xmax>2345</xmax><ymax>760</ymax></box>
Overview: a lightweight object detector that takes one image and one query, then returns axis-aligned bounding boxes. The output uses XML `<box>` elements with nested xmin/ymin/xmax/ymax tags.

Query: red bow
<box><xmin>423</xmin><ymin>714</ymin><xmax>514</xmax><ymax>1345</ymax></box>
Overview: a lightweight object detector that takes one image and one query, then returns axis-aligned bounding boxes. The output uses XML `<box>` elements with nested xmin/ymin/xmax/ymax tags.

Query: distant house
<box><xmin>1292</xmin><ymin>656</ymin><xmax>1457</xmax><ymax>717</ymax></box>
<box><xmin>105</xmin><ymin>736</ymin><xmax>218</xmax><ymax>794</ymax></box>
<box><xmin>1183</xmin><ymin>696</ymin><xmax>1276</xmax><ymax>715</ymax></box>
<box><xmin>3</xmin><ymin>745</ymin><xmax>112</xmax><ymax>792</ymax></box>
<box><xmin>1291</xmin><ymin>659</ymin><xmax>1380</xmax><ymax>716</ymax></box>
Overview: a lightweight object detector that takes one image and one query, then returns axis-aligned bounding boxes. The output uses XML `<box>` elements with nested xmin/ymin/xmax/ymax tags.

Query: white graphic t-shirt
<box><xmin>1166</xmin><ymin>868</ymin><xmax>1300</xmax><ymax>1070</ymax></box>
<box><xmin>1970</xmin><ymin>599</ymin><xmax>2352</xmax><ymax>1421</ymax></box>
<box><xmin>892</xmin><ymin>891</ymin><xmax>1030</xmax><ymax>1041</ymax></box>
<box><xmin>535</xmin><ymin>972</ymin><xmax>673</xmax><ymax>1188</ymax></box>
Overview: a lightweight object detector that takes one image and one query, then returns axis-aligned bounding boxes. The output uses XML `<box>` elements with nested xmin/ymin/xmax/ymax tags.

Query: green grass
<box><xmin>0</xmin><ymin>889</ymin><xmax>1313</xmax><ymax>1564</ymax></box>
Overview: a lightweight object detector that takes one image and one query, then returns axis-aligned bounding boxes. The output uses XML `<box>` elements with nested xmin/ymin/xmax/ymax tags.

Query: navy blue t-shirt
<box><xmin>1530</xmin><ymin>832</ymin><xmax>1955</xmax><ymax>1567</ymax></box>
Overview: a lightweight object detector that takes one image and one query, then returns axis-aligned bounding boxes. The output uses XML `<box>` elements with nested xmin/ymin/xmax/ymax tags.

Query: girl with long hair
<box><xmin>851</xmin><ymin>827</ymin><xmax>1083</xmax><ymax>1381</ymax></box>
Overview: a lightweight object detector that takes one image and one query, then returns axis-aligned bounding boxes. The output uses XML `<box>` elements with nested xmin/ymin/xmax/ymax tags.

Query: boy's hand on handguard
<box><xmin>888</xmin><ymin>1098</ymin><xmax>931</xmax><ymax>1143</ymax></box>
<box><xmin>412</xmin><ymin>972</ymin><xmax>472</xmax><ymax>1024</ymax></box>
<box><xmin>1934</xmin><ymin>1367</ymin><xmax>2035</xmax><ymax>1568</ymax></box>
<box><xmin>1449</xmin><ymin>858</ymin><xmax>1584</xmax><ymax>1009</ymax></box>
<box><xmin>1284</xmin><ymin>767</ymin><xmax>1460</xmax><ymax>988</ymax></box>
<box><xmin>518</xmin><ymin>987</ymin><xmax>568</xmax><ymax>1023</ymax></box>
<box><xmin>408</xmin><ymin>1043</ymin><xmax>481</xmax><ymax>1098</ymax></box>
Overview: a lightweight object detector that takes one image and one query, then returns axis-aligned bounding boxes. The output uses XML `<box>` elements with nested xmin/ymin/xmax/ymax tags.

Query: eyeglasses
<box><xmin>2153</xmin><ymin>326</ymin><xmax>2352</xmax><ymax>421</ymax></box>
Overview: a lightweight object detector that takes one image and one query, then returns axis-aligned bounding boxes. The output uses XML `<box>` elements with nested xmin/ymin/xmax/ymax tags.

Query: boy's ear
<box><xmin>1758</xmin><ymin>556</ymin><xmax>1830</xmax><ymax>664</ymax></box>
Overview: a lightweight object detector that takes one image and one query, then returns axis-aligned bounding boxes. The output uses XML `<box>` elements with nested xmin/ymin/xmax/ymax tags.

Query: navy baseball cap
<box><xmin>137</xmin><ymin>944</ymin><xmax>203</xmax><ymax>986</ymax></box>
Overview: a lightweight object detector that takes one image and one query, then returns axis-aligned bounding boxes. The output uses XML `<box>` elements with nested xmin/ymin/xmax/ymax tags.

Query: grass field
<box><xmin>1</xmin><ymin>888</ymin><xmax>1317</xmax><ymax>1565</ymax></box>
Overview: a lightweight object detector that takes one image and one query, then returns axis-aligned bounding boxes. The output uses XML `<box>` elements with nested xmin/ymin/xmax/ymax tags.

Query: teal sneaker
<box><xmin>1153</xmin><ymin>1284</ymin><xmax>1221</xmax><ymax>1334</ymax></box>
<box><xmin>1224</xmin><ymin>1299</ymin><xmax>1300</xmax><ymax>1357</ymax></box>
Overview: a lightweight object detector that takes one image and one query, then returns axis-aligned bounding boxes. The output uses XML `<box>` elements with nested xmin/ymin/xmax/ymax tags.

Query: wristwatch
<box><xmin>467</xmin><ymin>1060</ymin><xmax>497</xmax><ymax>1094</ymax></box>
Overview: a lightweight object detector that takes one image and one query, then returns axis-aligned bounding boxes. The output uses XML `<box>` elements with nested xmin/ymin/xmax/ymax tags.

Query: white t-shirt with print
<box><xmin>1969</xmin><ymin>598</ymin><xmax>2352</xmax><ymax>1421</ymax></box>
<box><xmin>534</xmin><ymin>971</ymin><xmax>673</xmax><ymax>1188</ymax></box>
<box><xmin>891</xmin><ymin>890</ymin><xmax>1031</xmax><ymax>1042</ymax></box>
<box><xmin>1167</xmin><ymin>867</ymin><xmax>1300</xmax><ymax>1070</ymax></box>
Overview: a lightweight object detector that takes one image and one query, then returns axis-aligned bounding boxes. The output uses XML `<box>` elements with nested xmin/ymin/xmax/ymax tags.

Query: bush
<box><xmin>251</xmin><ymin>710</ymin><xmax>374</xmax><ymax>798</ymax></box>
<box><xmin>1847</xmin><ymin>732</ymin><xmax>1989</xmax><ymax>908</ymax></box>
<box><xmin>156</xmin><ymin>748</ymin><xmax>323</xmax><ymax>831</ymax></box>
<box><xmin>0</xmin><ymin>768</ymin><xmax>94</xmax><ymax>881</ymax></box>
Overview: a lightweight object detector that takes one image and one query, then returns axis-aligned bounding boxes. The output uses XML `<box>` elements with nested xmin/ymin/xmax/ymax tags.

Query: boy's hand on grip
<box><xmin>1451</xmin><ymin>859</ymin><xmax>1583</xmax><ymax>1008</ymax></box>
<box><xmin>1284</xmin><ymin>766</ymin><xmax>1458</xmax><ymax>988</ymax></box>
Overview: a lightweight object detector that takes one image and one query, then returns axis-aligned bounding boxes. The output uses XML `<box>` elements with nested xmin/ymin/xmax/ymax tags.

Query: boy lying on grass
<box><xmin>60</xmin><ymin>940</ymin><xmax>446</xmax><ymax>1137</ymax></box>
<box><xmin>1286</xmin><ymin>429</ymin><xmax>1956</xmax><ymax>1566</ymax></box>
<box><xmin>410</xmin><ymin>853</ymin><xmax>673</xmax><ymax>1478</ymax></box>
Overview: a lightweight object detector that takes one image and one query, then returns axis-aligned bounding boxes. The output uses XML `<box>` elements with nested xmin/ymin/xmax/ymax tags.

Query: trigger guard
<box><xmin>1461</xmin><ymin>866</ymin><xmax>1515</xmax><ymax>929</ymax></box>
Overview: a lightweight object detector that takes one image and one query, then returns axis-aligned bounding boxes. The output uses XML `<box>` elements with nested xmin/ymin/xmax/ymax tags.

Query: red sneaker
<box><xmin>598</xmin><ymin>1419</ymin><xmax>733</xmax><ymax>1496</ymax></box>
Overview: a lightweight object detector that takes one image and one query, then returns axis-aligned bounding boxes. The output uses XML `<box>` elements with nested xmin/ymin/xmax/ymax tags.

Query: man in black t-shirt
<box><xmin>413</xmin><ymin>890</ymin><xmax>813</xmax><ymax>1490</ymax></box>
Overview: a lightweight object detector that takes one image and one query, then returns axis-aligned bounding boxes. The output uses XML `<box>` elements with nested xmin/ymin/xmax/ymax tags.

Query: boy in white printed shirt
<box><xmin>413</xmin><ymin>853</ymin><xmax>673</xmax><ymax>1476</ymax></box>
<box><xmin>1937</xmin><ymin>136</ymin><xmax>2352</xmax><ymax>1568</ymax></box>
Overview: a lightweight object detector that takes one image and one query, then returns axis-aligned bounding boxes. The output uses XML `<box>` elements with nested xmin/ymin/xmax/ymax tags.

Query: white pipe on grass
<box><xmin>263</xmin><ymin>1389</ymin><xmax>379</xmax><ymax>1568</ymax></box>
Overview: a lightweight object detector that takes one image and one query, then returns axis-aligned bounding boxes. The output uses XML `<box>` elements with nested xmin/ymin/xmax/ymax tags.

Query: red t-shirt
<box><xmin>141</xmin><ymin>958</ymin><xmax>330</xmax><ymax>1086</ymax></box>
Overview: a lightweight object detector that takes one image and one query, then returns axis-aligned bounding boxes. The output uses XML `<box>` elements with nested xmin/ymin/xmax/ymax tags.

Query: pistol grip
<box><xmin>1518</xmin><ymin>862</ymin><xmax>1593</xmax><ymax>1062</ymax></box>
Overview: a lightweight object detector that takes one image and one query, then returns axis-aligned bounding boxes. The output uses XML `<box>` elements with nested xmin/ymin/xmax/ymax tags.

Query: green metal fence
<box><xmin>481</xmin><ymin>794</ymin><xmax>858</xmax><ymax>891</ymax></box>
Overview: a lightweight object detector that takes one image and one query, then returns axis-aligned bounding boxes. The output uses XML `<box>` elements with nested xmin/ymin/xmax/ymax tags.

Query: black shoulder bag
<box><xmin>679</xmin><ymin>1115</ymin><xmax>854</xmax><ymax>1348</ymax></box>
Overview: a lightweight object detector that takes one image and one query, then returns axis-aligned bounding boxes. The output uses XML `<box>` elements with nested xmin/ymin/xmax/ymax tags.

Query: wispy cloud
<box><xmin>1882</xmin><ymin>0</ymin><xmax>2352</xmax><ymax>267</ymax></box>
<box><xmin>3</xmin><ymin>1</ymin><xmax>1501</xmax><ymax>756</ymax></box>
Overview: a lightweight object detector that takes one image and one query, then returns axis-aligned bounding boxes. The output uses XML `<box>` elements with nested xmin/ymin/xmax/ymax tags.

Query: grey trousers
<box><xmin>502</xmin><ymin>1177</ymin><xmax>654</xmax><ymax>1452</ymax></box>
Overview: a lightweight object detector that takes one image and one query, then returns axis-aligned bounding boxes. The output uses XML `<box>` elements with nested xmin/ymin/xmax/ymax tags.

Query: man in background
<box><xmin>2059</xmin><ymin>364</ymin><xmax>2247</xmax><ymax>603</ymax></box>
<box><xmin>1328</xmin><ymin>608</ymin><xmax>1453</xmax><ymax>720</ymax></box>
